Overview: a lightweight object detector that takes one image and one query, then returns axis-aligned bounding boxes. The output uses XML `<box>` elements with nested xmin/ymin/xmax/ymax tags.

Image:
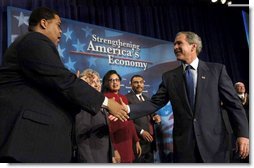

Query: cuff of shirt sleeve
<box><xmin>102</xmin><ymin>97</ymin><xmax>108</xmax><ymax>107</ymax></box>
<box><xmin>127</xmin><ymin>105</ymin><xmax>130</xmax><ymax>113</ymax></box>
<box><xmin>140</xmin><ymin>129</ymin><xmax>144</xmax><ymax>135</ymax></box>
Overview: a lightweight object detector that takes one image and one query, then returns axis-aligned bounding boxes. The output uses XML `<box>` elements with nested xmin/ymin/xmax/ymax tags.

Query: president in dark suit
<box><xmin>128</xmin><ymin>31</ymin><xmax>249</xmax><ymax>163</ymax></box>
<box><xmin>0</xmin><ymin>7</ymin><xmax>128</xmax><ymax>163</ymax></box>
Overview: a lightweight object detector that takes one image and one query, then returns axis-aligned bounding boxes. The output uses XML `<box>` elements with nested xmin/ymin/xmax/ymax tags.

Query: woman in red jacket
<box><xmin>102</xmin><ymin>70</ymin><xmax>142</xmax><ymax>163</ymax></box>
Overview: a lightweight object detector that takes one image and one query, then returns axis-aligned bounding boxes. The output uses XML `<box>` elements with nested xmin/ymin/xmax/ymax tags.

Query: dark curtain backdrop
<box><xmin>0</xmin><ymin>0</ymin><xmax>249</xmax><ymax>90</ymax></box>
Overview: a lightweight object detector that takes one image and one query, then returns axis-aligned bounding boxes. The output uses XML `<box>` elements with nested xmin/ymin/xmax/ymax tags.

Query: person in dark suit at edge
<box><xmin>125</xmin><ymin>75</ymin><xmax>161</xmax><ymax>163</ymax></box>
<box><xmin>231</xmin><ymin>81</ymin><xmax>249</xmax><ymax>163</ymax></box>
<box><xmin>126</xmin><ymin>31</ymin><xmax>249</xmax><ymax>163</ymax></box>
<box><xmin>234</xmin><ymin>82</ymin><xmax>249</xmax><ymax>122</ymax></box>
<box><xmin>0</xmin><ymin>7</ymin><xmax>128</xmax><ymax>163</ymax></box>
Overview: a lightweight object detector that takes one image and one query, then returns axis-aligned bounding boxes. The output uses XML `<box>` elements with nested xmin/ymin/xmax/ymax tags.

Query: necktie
<box><xmin>139</xmin><ymin>95</ymin><xmax>144</xmax><ymax>102</ymax></box>
<box><xmin>185</xmin><ymin>65</ymin><xmax>195</xmax><ymax>110</ymax></box>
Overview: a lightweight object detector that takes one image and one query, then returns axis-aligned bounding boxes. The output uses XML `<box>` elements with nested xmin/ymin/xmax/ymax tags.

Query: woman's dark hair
<box><xmin>102</xmin><ymin>70</ymin><xmax>122</xmax><ymax>93</ymax></box>
<box><xmin>28</xmin><ymin>7</ymin><xmax>59</xmax><ymax>32</ymax></box>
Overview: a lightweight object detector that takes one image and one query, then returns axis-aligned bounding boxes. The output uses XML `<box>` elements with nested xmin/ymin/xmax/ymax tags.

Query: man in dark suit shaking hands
<box><xmin>128</xmin><ymin>31</ymin><xmax>249</xmax><ymax>163</ymax></box>
<box><xmin>0</xmin><ymin>7</ymin><xmax>128</xmax><ymax>163</ymax></box>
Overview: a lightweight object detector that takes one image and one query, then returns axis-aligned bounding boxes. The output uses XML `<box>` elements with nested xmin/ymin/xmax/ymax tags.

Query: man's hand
<box><xmin>152</xmin><ymin>114</ymin><xmax>161</xmax><ymax>123</ymax></box>
<box><xmin>108</xmin><ymin>114</ymin><xmax>118</xmax><ymax>121</ymax></box>
<box><xmin>141</xmin><ymin>130</ymin><xmax>153</xmax><ymax>142</ymax></box>
<box><xmin>119</xmin><ymin>97</ymin><xmax>128</xmax><ymax>112</ymax></box>
<box><xmin>107</xmin><ymin>98</ymin><xmax>129</xmax><ymax>122</ymax></box>
<box><xmin>236</xmin><ymin>137</ymin><xmax>249</xmax><ymax>159</ymax></box>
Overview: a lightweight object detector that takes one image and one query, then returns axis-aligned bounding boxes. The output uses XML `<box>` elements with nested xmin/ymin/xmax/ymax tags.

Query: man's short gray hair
<box><xmin>176</xmin><ymin>31</ymin><xmax>202</xmax><ymax>55</ymax></box>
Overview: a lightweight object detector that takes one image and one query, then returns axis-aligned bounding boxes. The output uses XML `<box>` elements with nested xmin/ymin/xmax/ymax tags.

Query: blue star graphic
<box><xmin>57</xmin><ymin>45</ymin><xmax>66</xmax><ymax>58</ymax></box>
<box><xmin>88</xmin><ymin>57</ymin><xmax>97</xmax><ymax>67</ymax></box>
<box><xmin>13</xmin><ymin>12</ymin><xmax>29</xmax><ymax>27</ymax></box>
<box><xmin>82</xmin><ymin>26</ymin><xmax>93</xmax><ymax>38</ymax></box>
<box><xmin>72</xmin><ymin>39</ymin><xmax>86</xmax><ymax>52</ymax></box>
<box><xmin>63</xmin><ymin>27</ymin><xmax>73</xmax><ymax>42</ymax></box>
<box><xmin>64</xmin><ymin>57</ymin><xmax>76</xmax><ymax>72</ymax></box>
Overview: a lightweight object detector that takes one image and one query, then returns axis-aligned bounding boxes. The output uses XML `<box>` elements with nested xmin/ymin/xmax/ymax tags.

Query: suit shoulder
<box><xmin>125</xmin><ymin>92</ymin><xmax>133</xmax><ymax>96</ymax></box>
<box><xmin>204</xmin><ymin>62</ymin><xmax>224</xmax><ymax>68</ymax></box>
<box><xmin>125</xmin><ymin>91</ymin><xmax>135</xmax><ymax>97</ymax></box>
<box><xmin>199</xmin><ymin>61</ymin><xmax>228</xmax><ymax>79</ymax></box>
<box><xmin>125</xmin><ymin>92</ymin><xmax>132</xmax><ymax>99</ymax></box>
<box><xmin>162</xmin><ymin>66</ymin><xmax>181</xmax><ymax>77</ymax></box>
<box><xmin>22</xmin><ymin>32</ymin><xmax>53</xmax><ymax>45</ymax></box>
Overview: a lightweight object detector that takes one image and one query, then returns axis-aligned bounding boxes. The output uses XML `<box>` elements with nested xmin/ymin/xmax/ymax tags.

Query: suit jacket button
<box><xmin>193</xmin><ymin>118</ymin><xmax>197</xmax><ymax>122</ymax></box>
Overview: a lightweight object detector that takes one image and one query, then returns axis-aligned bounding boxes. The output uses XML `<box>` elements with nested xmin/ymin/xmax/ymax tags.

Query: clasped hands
<box><xmin>107</xmin><ymin>97</ymin><xmax>129</xmax><ymax>122</ymax></box>
<box><xmin>76</xmin><ymin>70</ymin><xmax>128</xmax><ymax>122</ymax></box>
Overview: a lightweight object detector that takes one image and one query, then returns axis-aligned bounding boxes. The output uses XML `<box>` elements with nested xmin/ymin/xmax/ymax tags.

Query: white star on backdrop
<box><xmin>88</xmin><ymin>57</ymin><xmax>97</xmax><ymax>67</ymax></box>
<box><xmin>63</xmin><ymin>27</ymin><xmax>73</xmax><ymax>42</ymax></box>
<box><xmin>57</xmin><ymin>45</ymin><xmax>66</xmax><ymax>58</ymax></box>
<box><xmin>13</xmin><ymin>12</ymin><xmax>29</xmax><ymax>27</ymax></box>
<box><xmin>64</xmin><ymin>57</ymin><xmax>76</xmax><ymax>72</ymax></box>
<box><xmin>82</xmin><ymin>26</ymin><xmax>93</xmax><ymax>38</ymax></box>
<box><xmin>72</xmin><ymin>39</ymin><xmax>86</xmax><ymax>52</ymax></box>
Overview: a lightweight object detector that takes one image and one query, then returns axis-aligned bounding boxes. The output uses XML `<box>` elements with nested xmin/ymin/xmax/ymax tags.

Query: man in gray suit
<box><xmin>125</xmin><ymin>75</ymin><xmax>160</xmax><ymax>163</ymax></box>
<box><xmin>128</xmin><ymin>31</ymin><xmax>249</xmax><ymax>163</ymax></box>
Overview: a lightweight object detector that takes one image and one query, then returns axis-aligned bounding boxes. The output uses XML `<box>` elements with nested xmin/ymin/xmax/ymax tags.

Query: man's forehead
<box><xmin>175</xmin><ymin>34</ymin><xmax>186</xmax><ymax>41</ymax></box>
<box><xmin>53</xmin><ymin>14</ymin><xmax>61</xmax><ymax>22</ymax></box>
<box><xmin>132</xmin><ymin>77</ymin><xmax>144</xmax><ymax>82</ymax></box>
<box><xmin>236</xmin><ymin>82</ymin><xmax>244</xmax><ymax>86</ymax></box>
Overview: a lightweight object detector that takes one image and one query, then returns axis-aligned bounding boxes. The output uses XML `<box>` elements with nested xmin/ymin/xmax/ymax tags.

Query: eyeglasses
<box><xmin>109</xmin><ymin>78</ymin><xmax>120</xmax><ymax>82</ymax></box>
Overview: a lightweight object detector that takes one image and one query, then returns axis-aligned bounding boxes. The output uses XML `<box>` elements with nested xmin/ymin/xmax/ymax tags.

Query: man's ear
<box><xmin>40</xmin><ymin>19</ymin><xmax>47</xmax><ymax>29</ymax></box>
<box><xmin>191</xmin><ymin>44</ymin><xmax>196</xmax><ymax>52</ymax></box>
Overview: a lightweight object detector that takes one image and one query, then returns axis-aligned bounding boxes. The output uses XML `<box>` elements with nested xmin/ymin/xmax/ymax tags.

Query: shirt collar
<box><xmin>136</xmin><ymin>93</ymin><xmax>142</xmax><ymax>97</ymax></box>
<box><xmin>131</xmin><ymin>90</ymin><xmax>142</xmax><ymax>96</ymax></box>
<box><xmin>183</xmin><ymin>57</ymin><xmax>199</xmax><ymax>71</ymax></box>
<box><xmin>238</xmin><ymin>93</ymin><xmax>245</xmax><ymax>98</ymax></box>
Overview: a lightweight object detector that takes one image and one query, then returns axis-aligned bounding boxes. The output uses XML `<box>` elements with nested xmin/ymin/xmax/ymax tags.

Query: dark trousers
<box><xmin>134</xmin><ymin>151</ymin><xmax>154</xmax><ymax>163</ymax></box>
<box><xmin>0</xmin><ymin>156</ymin><xmax>21</xmax><ymax>163</ymax></box>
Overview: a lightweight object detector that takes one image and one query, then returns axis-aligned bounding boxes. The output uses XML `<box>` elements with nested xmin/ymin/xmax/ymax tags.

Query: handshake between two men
<box><xmin>106</xmin><ymin>97</ymin><xmax>129</xmax><ymax>122</ymax></box>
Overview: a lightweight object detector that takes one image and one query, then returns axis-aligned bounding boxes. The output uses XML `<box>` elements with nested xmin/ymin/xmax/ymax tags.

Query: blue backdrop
<box><xmin>7</xmin><ymin>6</ymin><xmax>178</xmax><ymax>162</ymax></box>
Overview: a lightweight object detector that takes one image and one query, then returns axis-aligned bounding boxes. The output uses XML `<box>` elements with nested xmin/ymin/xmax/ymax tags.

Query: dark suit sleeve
<box><xmin>219</xmin><ymin>65</ymin><xmax>248</xmax><ymax>138</ymax></box>
<box><xmin>125</xmin><ymin>94</ymin><xmax>143</xmax><ymax>133</ymax></box>
<box><xmin>17</xmin><ymin>33</ymin><xmax>104</xmax><ymax>114</ymax></box>
<box><xmin>129</xmin><ymin>74</ymin><xmax>169</xmax><ymax>119</ymax></box>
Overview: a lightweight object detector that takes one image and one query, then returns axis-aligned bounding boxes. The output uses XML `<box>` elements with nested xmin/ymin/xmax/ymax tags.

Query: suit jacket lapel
<box><xmin>130</xmin><ymin>90</ymin><xmax>140</xmax><ymax>103</ymax></box>
<box><xmin>130</xmin><ymin>90</ymin><xmax>149</xmax><ymax>102</ymax></box>
<box><xmin>173</xmin><ymin>66</ymin><xmax>193</xmax><ymax>116</ymax></box>
<box><xmin>194</xmin><ymin>60</ymin><xmax>209</xmax><ymax>116</ymax></box>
